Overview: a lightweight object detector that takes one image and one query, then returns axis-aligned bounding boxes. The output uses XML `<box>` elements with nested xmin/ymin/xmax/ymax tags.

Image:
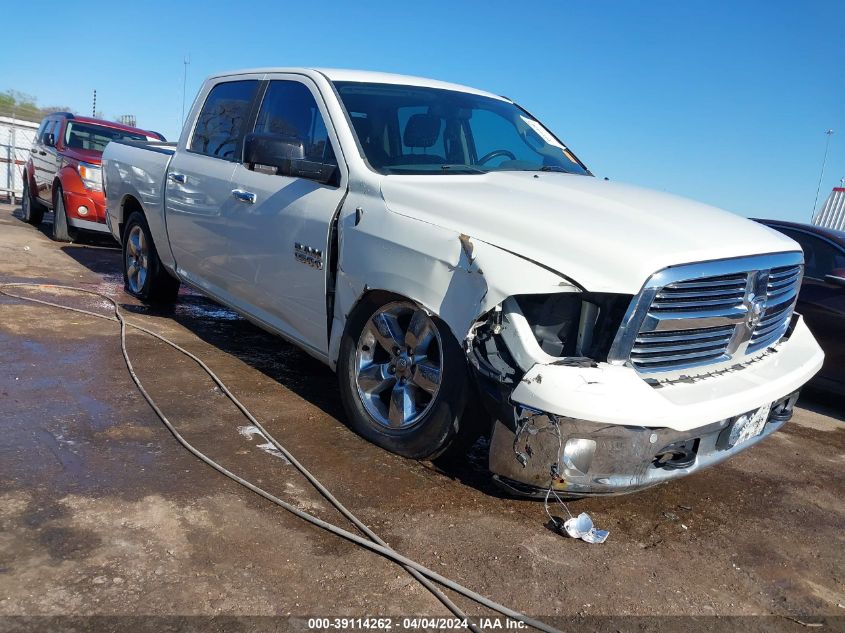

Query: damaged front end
<box><xmin>468</xmin><ymin>292</ymin><xmax>807</xmax><ymax>497</ymax></box>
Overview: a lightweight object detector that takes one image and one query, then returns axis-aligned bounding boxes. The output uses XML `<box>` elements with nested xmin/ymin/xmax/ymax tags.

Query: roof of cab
<box><xmin>205</xmin><ymin>67</ymin><xmax>509</xmax><ymax>101</ymax></box>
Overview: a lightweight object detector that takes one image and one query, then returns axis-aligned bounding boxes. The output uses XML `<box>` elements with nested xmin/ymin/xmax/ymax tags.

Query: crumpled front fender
<box><xmin>329</xmin><ymin>200</ymin><xmax>579</xmax><ymax>367</ymax></box>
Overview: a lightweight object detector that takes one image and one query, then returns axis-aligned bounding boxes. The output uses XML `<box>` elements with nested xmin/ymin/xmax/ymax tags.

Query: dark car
<box><xmin>755</xmin><ymin>219</ymin><xmax>845</xmax><ymax>395</ymax></box>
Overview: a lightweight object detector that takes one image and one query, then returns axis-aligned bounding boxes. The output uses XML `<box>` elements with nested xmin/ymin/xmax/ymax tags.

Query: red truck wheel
<box><xmin>52</xmin><ymin>186</ymin><xmax>73</xmax><ymax>242</ymax></box>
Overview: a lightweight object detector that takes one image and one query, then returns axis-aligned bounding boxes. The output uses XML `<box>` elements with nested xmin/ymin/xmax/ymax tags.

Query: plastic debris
<box><xmin>544</xmin><ymin>487</ymin><xmax>609</xmax><ymax>544</ymax></box>
<box><xmin>563</xmin><ymin>512</ymin><xmax>610</xmax><ymax>544</ymax></box>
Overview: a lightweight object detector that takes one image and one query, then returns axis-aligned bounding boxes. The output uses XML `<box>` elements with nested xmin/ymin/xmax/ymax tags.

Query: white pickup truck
<box><xmin>102</xmin><ymin>68</ymin><xmax>823</xmax><ymax>496</ymax></box>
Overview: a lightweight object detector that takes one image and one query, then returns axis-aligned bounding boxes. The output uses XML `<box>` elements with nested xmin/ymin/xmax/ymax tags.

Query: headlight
<box><xmin>77</xmin><ymin>162</ymin><xmax>103</xmax><ymax>191</ymax></box>
<box><xmin>514</xmin><ymin>292</ymin><xmax>632</xmax><ymax>361</ymax></box>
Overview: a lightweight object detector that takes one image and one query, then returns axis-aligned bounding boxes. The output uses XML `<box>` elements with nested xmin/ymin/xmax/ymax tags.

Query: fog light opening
<box><xmin>653</xmin><ymin>438</ymin><xmax>699</xmax><ymax>470</ymax></box>
<box><xmin>561</xmin><ymin>438</ymin><xmax>596</xmax><ymax>477</ymax></box>
<box><xmin>77</xmin><ymin>205</ymin><xmax>89</xmax><ymax>216</ymax></box>
<box><xmin>770</xmin><ymin>392</ymin><xmax>799</xmax><ymax>424</ymax></box>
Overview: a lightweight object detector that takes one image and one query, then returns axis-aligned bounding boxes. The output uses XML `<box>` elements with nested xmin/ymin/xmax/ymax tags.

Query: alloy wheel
<box><xmin>354</xmin><ymin>303</ymin><xmax>443</xmax><ymax>429</ymax></box>
<box><xmin>125</xmin><ymin>224</ymin><xmax>149</xmax><ymax>293</ymax></box>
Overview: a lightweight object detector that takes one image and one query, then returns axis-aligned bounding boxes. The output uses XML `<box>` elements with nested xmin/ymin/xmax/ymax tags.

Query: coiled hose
<box><xmin>0</xmin><ymin>282</ymin><xmax>561</xmax><ymax>633</ymax></box>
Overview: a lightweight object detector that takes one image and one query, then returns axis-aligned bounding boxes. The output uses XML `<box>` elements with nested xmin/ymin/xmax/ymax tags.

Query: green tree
<box><xmin>0</xmin><ymin>90</ymin><xmax>73</xmax><ymax>122</ymax></box>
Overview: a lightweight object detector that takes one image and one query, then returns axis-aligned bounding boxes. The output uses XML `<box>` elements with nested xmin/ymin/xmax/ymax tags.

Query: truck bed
<box><xmin>102</xmin><ymin>138</ymin><xmax>176</xmax><ymax>249</ymax></box>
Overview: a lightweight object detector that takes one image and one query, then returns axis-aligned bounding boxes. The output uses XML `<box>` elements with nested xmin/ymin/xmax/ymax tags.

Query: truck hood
<box><xmin>379</xmin><ymin>172</ymin><xmax>799</xmax><ymax>294</ymax></box>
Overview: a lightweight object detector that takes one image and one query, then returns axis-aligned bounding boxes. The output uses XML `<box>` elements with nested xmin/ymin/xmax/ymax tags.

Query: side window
<box><xmin>190</xmin><ymin>80</ymin><xmax>258</xmax><ymax>160</ymax></box>
<box><xmin>253</xmin><ymin>80</ymin><xmax>336</xmax><ymax>164</ymax></box>
<box><xmin>52</xmin><ymin>120</ymin><xmax>63</xmax><ymax>147</ymax></box>
<box><xmin>35</xmin><ymin>120</ymin><xmax>48</xmax><ymax>144</ymax></box>
<box><xmin>782</xmin><ymin>230</ymin><xmax>845</xmax><ymax>279</ymax></box>
<box><xmin>45</xmin><ymin>120</ymin><xmax>60</xmax><ymax>146</ymax></box>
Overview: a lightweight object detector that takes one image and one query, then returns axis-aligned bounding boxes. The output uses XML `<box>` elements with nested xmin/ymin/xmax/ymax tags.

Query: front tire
<box><xmin>52</xmin><ymin>186</ymin><xmax>73</xmax><ymax>242</ymax></box>
<box><xmin>122</xmin><ymin>211</ymin><xmax>180</xmax><ymax>303</ymax></box>
<box><xmin>21</xmin><ymin>178</ymin><xmax>45</xmax><ymax>225</ymax></box>
<box><xmin>337</xmin><ymin>295</ymin><xmax>469</xmax><ymax>460</ymax></box>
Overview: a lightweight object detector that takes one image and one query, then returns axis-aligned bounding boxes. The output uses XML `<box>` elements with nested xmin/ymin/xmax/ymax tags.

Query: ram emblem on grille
<box><xmin>746</xmin><ymin>295</ymin><xmax>766</xmax><ymax>329</ymax></box>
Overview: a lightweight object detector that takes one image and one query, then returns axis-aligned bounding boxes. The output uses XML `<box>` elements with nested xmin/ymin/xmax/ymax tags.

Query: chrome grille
<box><xmin>651</xmin><ymin>273</ymin><xmax>747</xmax><ymax>312</ymax></box>
<box><xmin>747</xmin><ymin>264</ymin><xmax>802</xmax><ymax>354</ymax></box>
<box><xmin>609</xmin><ymin>252</ymin><xmax>804</xmax><ymax>375</ymax></box>
<box><xmin>631</xmin><ymin>324</ymin><xmax>735</xmax><ymax>369</ymax></box>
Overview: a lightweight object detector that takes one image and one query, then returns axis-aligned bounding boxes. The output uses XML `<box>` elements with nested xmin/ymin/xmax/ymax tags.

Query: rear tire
<box><xmin>122</xmin><ymin>211</ymin><xmax>180</xmax><ymax>303</ymax></box>
<box><xmin>21</xmin><ymin>178</ymin><xmax>45</xmax><ymax>225</ymax></box>
<box><xmin>52</xmin><ymin>186</ymin><xmax>73</xmax><ymax>242</ymax></box>
<box><xmin>337</xmin><ymin>294</ymin><xmax>469</xmax><ymax>460</ymax></box>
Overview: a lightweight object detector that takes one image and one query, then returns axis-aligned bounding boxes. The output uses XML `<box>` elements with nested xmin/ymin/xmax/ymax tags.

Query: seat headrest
<box><xmin>351</xmin><ymin>116</ymin><xmax>371</xmax><ymax>143</ymax></box>
<box><xmin>67</xmin><ymin>131</ymin><xmax>84</xmax><ymax>149</ymax></box>
<box><xmin>403</xmin><ymin>113</ymin><xmax>440</xmax><ymax>148</ymax></box>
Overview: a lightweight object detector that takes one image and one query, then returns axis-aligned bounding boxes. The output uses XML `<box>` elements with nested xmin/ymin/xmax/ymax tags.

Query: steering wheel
<box><xmin>478</xmin><ymin>149</ymin><xmax>516</xmax><ymax>165</ymax></box>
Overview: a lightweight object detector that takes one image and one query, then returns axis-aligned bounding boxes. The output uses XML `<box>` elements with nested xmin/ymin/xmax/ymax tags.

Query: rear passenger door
<box><xmin>224</xmin><ymin>75</ymin><xmax>347</xmax><ymax>355</ymax></box>
<box><xmin>165</xmin><ymin>77</ymin><xmax>261</xmax><ymax>296</ymax></box>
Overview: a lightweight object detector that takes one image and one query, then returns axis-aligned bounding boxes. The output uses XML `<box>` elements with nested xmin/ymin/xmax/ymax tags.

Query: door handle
<box><xmin>168</xmin><ymin>172</ymin><xmax>186</xmax><ymax>184</ymax></box>
<box><xmin>38</xmin><ymin>151</ymin><xmax>46</xmax><ymax>156</ymax></box>
<box><xmin>231</xmin><ymin>189</ymin><xmax>257</xmax><ymax>204</ymax></box>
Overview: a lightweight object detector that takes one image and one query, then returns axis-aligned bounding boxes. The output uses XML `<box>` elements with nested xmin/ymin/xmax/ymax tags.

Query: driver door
<box><xmin>223</xmin><ymin>76</ymin><xmax>347</xmax><ymax>356</ymax></box>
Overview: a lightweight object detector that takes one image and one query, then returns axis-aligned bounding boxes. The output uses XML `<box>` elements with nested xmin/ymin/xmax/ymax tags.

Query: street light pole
<box><xmin>181</xmin><ymin>55</ymin><xmax>190</xmax><ymax>125</ymax></box>
<box><xmin>811</xmin><ymin>129</ymin><xmax>834</xmax><ymax>221</ymax></box>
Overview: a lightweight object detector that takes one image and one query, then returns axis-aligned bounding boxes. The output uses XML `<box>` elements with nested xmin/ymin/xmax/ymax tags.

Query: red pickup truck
<box><xmin>21</xmin><ymin>113</ymin><xmax>163</xmax><ymax>241</ymax></box>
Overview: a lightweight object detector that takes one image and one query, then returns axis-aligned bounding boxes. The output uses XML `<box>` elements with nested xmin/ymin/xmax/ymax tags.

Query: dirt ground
<box><xmin>0</xmin><ymin>202</ymin><xmax>842</xmax><ymax>633</ymax></box>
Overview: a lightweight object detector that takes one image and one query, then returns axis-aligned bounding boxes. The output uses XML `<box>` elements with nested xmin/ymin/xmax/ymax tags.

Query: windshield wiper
<box><xmin>538</xmin><ymin>165</ymin><xmax>570</xmax><ymax>173</ymax></box>
<box><xmin>440</xmin><ymin>164</ymin><xmax>488</xmax><ymax>174</ymax></box>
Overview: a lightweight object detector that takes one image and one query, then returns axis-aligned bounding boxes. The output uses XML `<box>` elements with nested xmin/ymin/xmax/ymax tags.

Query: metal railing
<box><xmin>0</xmin><ymin>116</ymin><xmax>39</xmax><ymax>203</ymax></box>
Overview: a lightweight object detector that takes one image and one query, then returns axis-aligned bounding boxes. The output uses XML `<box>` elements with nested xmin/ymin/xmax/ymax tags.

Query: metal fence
<box><xmin>812</xmin><ymin>187</ymin><xmax>845</xmax><ymax>232</ymax></box>
<box><xmin>0</xmin><ymin>116</ymin><xmax>39</xmax><ymax>203</ymax></box>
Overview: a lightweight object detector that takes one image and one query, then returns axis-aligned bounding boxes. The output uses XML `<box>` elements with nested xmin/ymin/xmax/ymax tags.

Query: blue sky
<box><xmin>4</xmin><ymin>1</ymin><xmax>843</xmax><ymax>222</ymax></box>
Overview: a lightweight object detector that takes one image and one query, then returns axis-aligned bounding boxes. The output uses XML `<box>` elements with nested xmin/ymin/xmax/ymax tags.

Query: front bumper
<box><xmin>488</xmin><ymin>315</ymin><xmax>824</xmax><ymax>496</ymax></box>
<box><xmin>63</xmin><ymin>190</ymin><xmax>110</xmax><ymax>233</ymax></box>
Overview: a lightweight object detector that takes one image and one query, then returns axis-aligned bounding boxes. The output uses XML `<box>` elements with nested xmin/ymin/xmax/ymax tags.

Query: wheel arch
<box><xmin>119</xmin><ymin>194</ymin><xmax>146</xmax><ymax>241</ymax></box>
<box><xmin>328</xmin><ymin>209</ymin><xmax>577</xmax><ymax>368</ymax></box>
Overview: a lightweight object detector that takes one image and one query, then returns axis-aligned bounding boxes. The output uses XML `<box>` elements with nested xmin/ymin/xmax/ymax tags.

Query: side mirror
<box><xmin>42</xmin><ymin>132</ymin><xmax>55</xmax><ymax>147</ymax></box>
<box><xmin>825</xmin><ymin>268</ymin><xmax>845</xmax><ymax>287</ymax></box>
<box><xmin>243</xmin><ymin>133</ymin><xmax>337</xmax><ymax>185</ymax></box>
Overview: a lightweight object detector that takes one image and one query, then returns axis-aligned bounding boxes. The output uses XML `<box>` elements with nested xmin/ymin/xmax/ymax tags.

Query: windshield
<box><xmin>64</xmin><ymin>122</ymin><xmax>156</xmax><ymax>153</ymax></box>
<box><xmin>333</xmin><ymin>81</ymin><xmax>589</xmax><ymax>176</ymax></box>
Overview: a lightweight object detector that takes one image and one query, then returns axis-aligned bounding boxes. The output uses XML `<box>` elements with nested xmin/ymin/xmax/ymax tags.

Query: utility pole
<box><xmin>181</xmin><ymin>55</ymin><xmax>190</xmax><ymax>124</ymax></box>
<box><xmin>92</xmin><ymin>90</ymin><xmax>97</xmax><ymax>117</ymax></box>
<box><xmin>811</xmin><ymin>129</ymin><xmax>834</xmax><ymax>221</ymax></box>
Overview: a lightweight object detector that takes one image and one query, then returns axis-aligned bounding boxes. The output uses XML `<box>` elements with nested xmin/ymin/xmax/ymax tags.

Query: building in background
<box><xmin>0</xmin><ymin>116</ymin><xmax>39</xmax><ymax>203</ymax></box>
<box><xmin>118</xmin><ymin>115</ymin><xmax>137</xmax><ymax>127</ymax></box>
<box><xmin>813</xmin><ymin>186</ymin><xmax>845</xmax><ymax>232</ymax></box>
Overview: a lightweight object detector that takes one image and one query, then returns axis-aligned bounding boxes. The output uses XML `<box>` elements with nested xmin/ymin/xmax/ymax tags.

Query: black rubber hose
<box><xmin>0</xmin><ymin>283</ymin><xmax>560</xmax><ymax>633</ymax></box>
